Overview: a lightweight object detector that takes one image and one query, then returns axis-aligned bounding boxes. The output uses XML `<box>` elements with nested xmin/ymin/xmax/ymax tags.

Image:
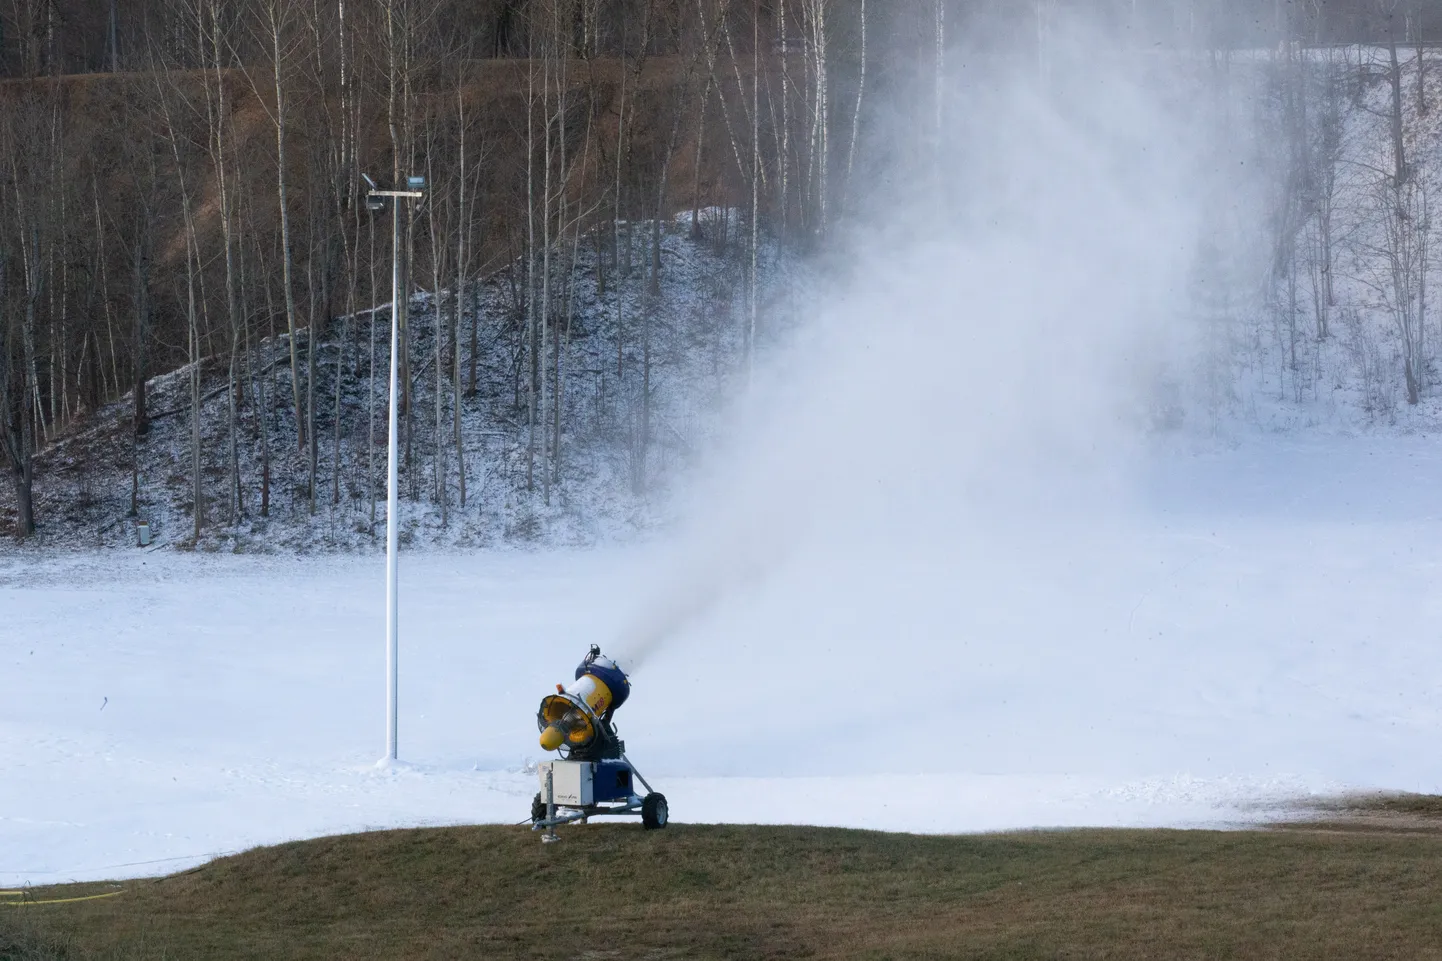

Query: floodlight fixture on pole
<box><xmin>365</xmin><ymin>173</ymin><xmax>426</xmax><ymax>766</ymax></box>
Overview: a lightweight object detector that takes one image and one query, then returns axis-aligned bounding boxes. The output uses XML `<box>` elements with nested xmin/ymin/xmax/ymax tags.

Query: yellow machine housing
<box><xmin>537</xmin><ymin>673</ymin><xmax>615</xmax><ymax>752</ymax></box>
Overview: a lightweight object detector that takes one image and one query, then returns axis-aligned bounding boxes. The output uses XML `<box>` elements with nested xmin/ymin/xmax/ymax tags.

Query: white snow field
<box><xmin>5</xmin><ymin>434</ymin><xmax>1442</xmax><ymax>886</ymax></box>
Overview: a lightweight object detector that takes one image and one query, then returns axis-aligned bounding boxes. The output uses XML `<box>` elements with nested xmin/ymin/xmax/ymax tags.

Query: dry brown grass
<box><xmin>1271</xmin><ymin>791</ymin><xmax>1442</xmax><ymax>837</ymax></box>
<box><xmin>11</xmin><ymin>822</ymin><xmax>1442</xmax><ymax>960</ymax></box>
<box><xmin>1311</xmin><ymin>791</ymin><xmax>1442</xmax><ymax>819</ymax></box>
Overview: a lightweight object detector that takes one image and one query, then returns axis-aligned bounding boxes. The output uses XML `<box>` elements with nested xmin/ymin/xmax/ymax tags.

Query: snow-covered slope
<box><xmin>5</xmin><ymin>436</ymin><xmax>1442</xmax><ymax>886</ymax></box>
<box><xmin>1238</xmin><ymin>46</ymin><xmax>1442</xmax><ymax>429</ymax></box>
<box><xmin>1</xmin><ymin>212</ymin><xmax>804</xmax><ymax>553</ymax></box>
<box><xmin>8</xmin><ymin>47</ymin><xmax>1442</xmax><ymax>554</ymax></box>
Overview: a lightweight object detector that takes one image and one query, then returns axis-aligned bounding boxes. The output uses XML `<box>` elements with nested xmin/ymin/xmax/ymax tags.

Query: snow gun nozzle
<box><xmin>536</xmin><ymin>648</ymin><xmax>632</xmax><ymax>752</ymax></box>
<box><xmin>538</xmin><ymin>724</ymin><xmax>566</xmax><ymax>751</ymax></box>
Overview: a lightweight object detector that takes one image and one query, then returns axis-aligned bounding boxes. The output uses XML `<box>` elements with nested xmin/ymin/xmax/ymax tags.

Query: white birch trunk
<box><xmin>454</xmin><ymin>74</ymin><xmax>469</xmax><ymax>509</ymax></box>
<box><xmin>845</xmin><ymin>0</ymin><xmax>865</xmax><ymax>201</ymax></box>
<box><xmin>268</xmin><ymin>2</ymin><xmax>305</xmax><ymax>450</ymax></box>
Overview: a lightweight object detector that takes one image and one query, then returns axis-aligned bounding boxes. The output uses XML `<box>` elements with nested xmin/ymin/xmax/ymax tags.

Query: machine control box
<box><xmin>538</xmin><ymin>759</ymin><xmax>635</xmax><ymax>806</ymax></box>
<box><xmin>539</xmin><ymin>760</ymin><xmax>593</xmax><ymax>806</ymax></box>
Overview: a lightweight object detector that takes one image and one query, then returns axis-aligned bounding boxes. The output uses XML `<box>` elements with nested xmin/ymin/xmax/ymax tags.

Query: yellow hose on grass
<box><xmin>2</xmin><ymin>889</ymin><xmax>123</xmax><ymax>906</ymax></box>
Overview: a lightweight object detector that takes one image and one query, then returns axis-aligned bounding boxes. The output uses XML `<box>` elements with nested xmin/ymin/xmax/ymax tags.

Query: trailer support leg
<box><xmin>542</xmin><ymin>767</ymin><xmax>561</xmax><ymax>844</ymax></box>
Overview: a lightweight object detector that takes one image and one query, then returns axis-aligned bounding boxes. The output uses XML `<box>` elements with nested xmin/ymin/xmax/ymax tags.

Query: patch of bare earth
<box><xmin>1272</xmin><ymin>791</ymin><xmax>1442</xmax><ymax>837</ymax></box>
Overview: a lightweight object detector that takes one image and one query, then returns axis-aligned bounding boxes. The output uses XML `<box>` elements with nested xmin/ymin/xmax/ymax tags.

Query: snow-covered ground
<box><xmin>5</xmin><ymin>434</ymin><xmax>1442</xmax><ymax>886</ymax></box>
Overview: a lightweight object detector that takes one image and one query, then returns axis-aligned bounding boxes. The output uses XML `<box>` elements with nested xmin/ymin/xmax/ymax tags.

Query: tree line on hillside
<box><xmin>0</xmin><ymin>0</ymin><xmax>936</xmax><ymax>542</ymax></box>
<box><xmin>1254</xmin><ymin>7</ymin><xmax>1437</xmax><ymax>414</ymax></box>
<box><xmin>0</xmin><ymin>0</ymin><xmax>1438</xmax><ymax>542</ymax></box>
<box><xmin>0</xmin><ymin>1</ymin><xmax>1439</xmax><ymax>79</ymax></box>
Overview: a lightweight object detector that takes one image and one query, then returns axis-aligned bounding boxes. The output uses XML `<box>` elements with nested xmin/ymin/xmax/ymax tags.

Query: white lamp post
<box><xmin>365</xmin><ymin>172</ymin><xmax>425</xmax><ymax>764</ymax></box>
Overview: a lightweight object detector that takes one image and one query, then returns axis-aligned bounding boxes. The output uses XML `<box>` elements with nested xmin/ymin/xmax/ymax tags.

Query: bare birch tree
<box><xmin>247</xmin><ymin>0</ymin><xmax>307</xmax><ymax>452</ymax></box>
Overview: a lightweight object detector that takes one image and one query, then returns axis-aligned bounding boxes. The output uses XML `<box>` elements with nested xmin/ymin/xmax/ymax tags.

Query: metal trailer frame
<box><xmin>533</xmin><ymin>754</ymin><xmax>662</xmax><ymax>843</ymax></box>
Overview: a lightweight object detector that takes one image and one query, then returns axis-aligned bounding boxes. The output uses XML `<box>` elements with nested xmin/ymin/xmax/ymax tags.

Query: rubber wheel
<box><xmin>531</xmin><ymin>792</ymin><xmax>547</xmax><ymax>824</ymax></box>
<box><xmin>642</xmin><ymin>792</ymin><xmax>668</xmax><ymax>830</ymax></box>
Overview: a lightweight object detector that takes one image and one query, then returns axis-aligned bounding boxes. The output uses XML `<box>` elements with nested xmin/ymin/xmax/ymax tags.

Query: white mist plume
<box><xmin>611</xmin><ymin>14</ymin><xmax>1251</xmax><ymax>750</ymax></box>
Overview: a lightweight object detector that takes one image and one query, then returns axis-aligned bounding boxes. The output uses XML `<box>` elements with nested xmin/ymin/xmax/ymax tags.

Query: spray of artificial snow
<box><xmin>610</xmin><ymin>12</ymin><xmax>1262</xmax><ymax>701</ymax></box>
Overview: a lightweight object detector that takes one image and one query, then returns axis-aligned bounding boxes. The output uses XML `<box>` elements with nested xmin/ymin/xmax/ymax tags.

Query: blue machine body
<box><xmin>576</xmin><ymin>651</ymin><xmax>630</xmax><ymax>715</ymax></box>
<box><xmin>592</xmin><ymin>759</ymin><xmax>635</xmax><ymax>802</ymax></box>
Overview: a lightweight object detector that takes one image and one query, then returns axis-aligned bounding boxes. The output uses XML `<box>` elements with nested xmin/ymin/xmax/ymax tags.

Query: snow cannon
<box><xmin>531</xmin><ymin>645</ymin><xmax>667</xmax><ymax>841</ymax></box>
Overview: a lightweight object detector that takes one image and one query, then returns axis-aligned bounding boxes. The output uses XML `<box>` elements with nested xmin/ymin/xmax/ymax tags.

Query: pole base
<box><xmin>372</xmin><ymin>757</ymin><xmax>413</xmax><ymax>772</ymax></box>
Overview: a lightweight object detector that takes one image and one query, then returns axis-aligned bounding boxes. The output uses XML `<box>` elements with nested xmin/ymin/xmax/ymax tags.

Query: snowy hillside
<box><xmin>1238</xmin><ymin>45</ymin><xmax>1442</xmax><ymax>429</ymax></box>
<box><xmin>7</xmin><ymin>49</ymin><xmax>1442</xmax><ymax>553</ymax></box>
<box><xmin>1</xmin><ymin>212</ymin><xmax>804</xmax><ymax>553</ymax></box>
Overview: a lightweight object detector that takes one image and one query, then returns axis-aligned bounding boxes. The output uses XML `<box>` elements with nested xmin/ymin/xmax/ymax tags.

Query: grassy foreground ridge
<box><xmin>8</xmin><ymin>814</ymin><xmax>1442</xmax><ymax>960</ymax></box>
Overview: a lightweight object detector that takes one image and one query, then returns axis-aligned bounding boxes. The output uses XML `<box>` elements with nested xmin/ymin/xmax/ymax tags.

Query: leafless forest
<box><xmin>0</xmin><ymin>0</ymin><xmax>1438</xmax><ymax>546</ymax></box>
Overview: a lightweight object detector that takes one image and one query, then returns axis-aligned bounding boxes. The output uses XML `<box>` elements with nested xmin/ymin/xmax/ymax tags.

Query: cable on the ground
<box><xmin>2</xmin><ymin>889</ymin><xmax>123</xmax><ymax>906</ymax></box>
